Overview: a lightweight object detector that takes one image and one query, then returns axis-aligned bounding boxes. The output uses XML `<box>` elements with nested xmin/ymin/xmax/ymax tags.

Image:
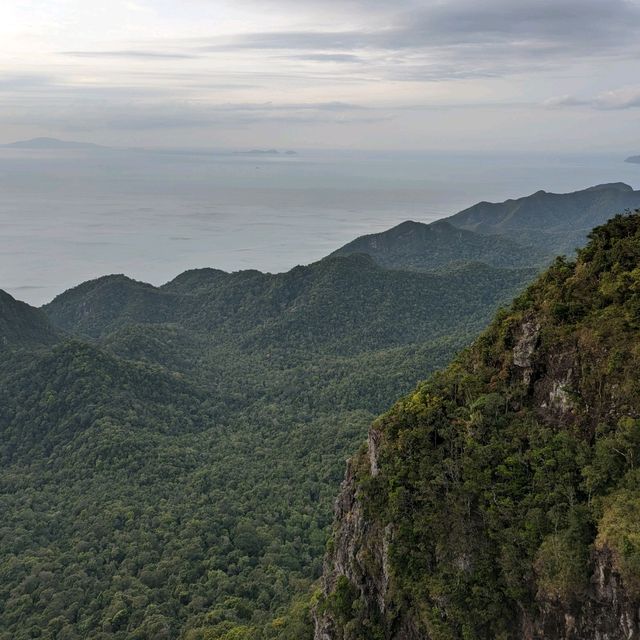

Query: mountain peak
<box><xmin>583</xmin><ymin>182</ymin><xmax>633</xmax><ymax>192</ymax></box>
<box><xmin>449</xmin><ymin>182</ymin><xmax>640</xmax><ymax>255</ymax></box>
<box><xmin>162</xmin><ymin>267</ymin><xmax>231</xmax><ymax>294</ymax></box>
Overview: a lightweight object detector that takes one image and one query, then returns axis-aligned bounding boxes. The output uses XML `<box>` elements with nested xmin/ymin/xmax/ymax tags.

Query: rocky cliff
<box><xmin>316</xmin><ymin>213</ymin><xmax>640</xmax><ymax>640</ymax></box>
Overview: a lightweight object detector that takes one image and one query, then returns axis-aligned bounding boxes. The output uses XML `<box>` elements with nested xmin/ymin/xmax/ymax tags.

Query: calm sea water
<box><xmin>1</xmin><ymin>147</ymin><xmax>638</xmax><ymax>306</ymax></box>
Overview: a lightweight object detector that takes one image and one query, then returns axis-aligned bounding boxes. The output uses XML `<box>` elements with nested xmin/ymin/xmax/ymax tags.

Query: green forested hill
<box><xmin>0</xmin><ymin>254</ymin><xmax>534</xmax><ymax>639</ymax></box>
<box><xmin>44</xmin><ymin>255</ymin><xmax>535</xmax><ymax>355</ymax></box>
<box><xmin>449</xmin><ymin>182</ymin><xmax>640</xmax><ymax>255</ymax></box>
<box><xmin>317</xmin><ymin>212</ymin><xmax>640</xmax><ymax>640</ymax></box>
<box><xmin>334</xmin><ymin>183</ymin><xmax>640</xmax><ymax>272</ymax></box>
<box><xmin>330</xmin><ymin>219</ymin><xmax>546</xmax><ymax>270</ymax></box>
<box><xmin>0</xmin><ymin>290</ymin><xmax>58</xmax><ymax>349</ymax></box>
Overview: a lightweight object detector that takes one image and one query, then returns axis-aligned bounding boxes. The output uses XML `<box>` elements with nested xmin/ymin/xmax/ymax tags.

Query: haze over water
<box><xmin>2</xmin><ymin>147</ymin><xmax>638</xmax><ymax>306</ymax></box>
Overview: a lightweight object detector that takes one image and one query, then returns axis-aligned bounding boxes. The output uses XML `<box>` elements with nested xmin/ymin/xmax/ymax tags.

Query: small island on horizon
<box><xmin>1</xmin><ymin>137</ymin><xmax>106</xmax><ymax>150</ymax></box>
<box><xmin>1</xmin><ymin>137</ymin><xmax>299</xmax><ymax>157</ymax></box>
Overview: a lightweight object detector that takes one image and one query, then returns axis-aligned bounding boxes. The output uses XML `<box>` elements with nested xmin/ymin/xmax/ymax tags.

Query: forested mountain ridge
<box><xmin>43</xmin><ymin>255</ymin><xmax>535</xmax><ymax>356</ymax></box>
<box><xmin>334</xmin><ymin>183</ymin><xmax>640</xmax><ymax>271</ymax></box>
<box><xmin>329</xmin><ymin>219</ymin><xmax>546</xmax><ymax>270</ymax></box>
<box><xmin>449</xmin><ymin>182</ymin><xmax>640</xmax><ymax>255</ymax></box>
<box><xmin>0</xmin><ymin>289</ymin><xmax>58</xmax><ymax>348</ymax></box>
<box><xmin>316</xmin><ymin>212</ymin><xmax>640</xmax><ymax>640</ymax></box>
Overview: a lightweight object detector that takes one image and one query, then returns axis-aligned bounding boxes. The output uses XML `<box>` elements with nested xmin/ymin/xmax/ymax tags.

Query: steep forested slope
<box><xmin>317</xmin><ymin>213</ymin><xmax>640</xmax><ymax>640</ymax></box>
<box><xmin>0</xmin><ymin>290</ymin><xmax>58</xmax><ymax>348</ymax></box>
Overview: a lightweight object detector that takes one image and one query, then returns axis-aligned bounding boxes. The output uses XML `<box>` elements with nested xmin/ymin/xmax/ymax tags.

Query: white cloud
<box><xmin>545</xmin><ymin>86</ymin><xmax>640</xmax><ymax>110</ymax></box>
<box><xmin>593</xmin><ymin>86</ymin><xmax>640</xmax><ymax>110</ymax></box>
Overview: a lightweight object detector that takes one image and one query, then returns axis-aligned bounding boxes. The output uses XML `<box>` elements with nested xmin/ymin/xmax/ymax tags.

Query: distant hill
<box><xmin>626</xmin><ymin>155</ymin><xmax>640</xmax><ymax>164</ymax></box>
<box><xmin>330</xmin><ymin>219</ymin><xmax>545</xmax><ymax>270</ymax></box>
<box><xmin>42</xmin><ymin>274</ymin><xmax>181</xmax><ymax>338</ymax></box>
<box><xmin>448</xmin><ymin>182</ymin><xmax>640</xmax><ymax>255</ymax></box>
<box><xmin>239</xmin><ymin>149</ymin><xmax>280</xmax><ymax>155</ymax></box>
<box><xmin>0</xmin><ymin>289</ymin><xmax>58</xmax><ymax>348</ymax></box>
<box><xmin>331</xmin><ymin>184</ymin><xmax>640</xmax><ymax>271</ymax></box>
<box><xmin>1</xmin><ymin>137</ymin><xmax>105</xmax><ymax>150</ymax></box>
<box><xmin>44</xmin><ymin>255</ymin><xmax>535</xmax><ymax>355</ymax></box>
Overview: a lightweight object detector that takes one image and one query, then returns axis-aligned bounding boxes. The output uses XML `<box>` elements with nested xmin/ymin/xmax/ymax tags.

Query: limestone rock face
<box><xmin>317</xmin><ymin>436</ymin><xmax>640</xmax><ymax>640</ymax></box>
<box><xmin>314</xmin><ymin>445</ymin><xmax>421</xmax><ymax>640</ymax></box>
<box><xmin>512</xmin><ymin>315</ymin><xmax>540</xmax><ymax>382</ymax></box>
<box><xmin>528</xmin><ymin>547</ymin><xmax>640</xmax><ymax>640</ymax></box>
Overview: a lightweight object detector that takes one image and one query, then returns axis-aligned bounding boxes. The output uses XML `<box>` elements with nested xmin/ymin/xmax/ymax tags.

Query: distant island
<box><xmin>625</xmin><ymin>155</ymin><xmax>640</xmax><ymax>164</ymax></box>
<box><xmin>233</xmin><ymin>149</ymin><xmax>297</xmax><ymax>156</ymax></box>
<box><xmin>1</xmin><ymin>137</ymin><xmax>106</xmax><ymax>150</ymax></box>
<box><xmin>1</xmin><ymin>139</ymin><xmax>299</xmax><ymax>157</ymax></box>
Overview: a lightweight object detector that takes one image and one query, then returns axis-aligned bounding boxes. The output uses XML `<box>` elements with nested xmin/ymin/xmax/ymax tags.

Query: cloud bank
<box><xmin>1</xmin><ymin>0</ymin><xmax>639</xmax><ymax>149</ymax></box>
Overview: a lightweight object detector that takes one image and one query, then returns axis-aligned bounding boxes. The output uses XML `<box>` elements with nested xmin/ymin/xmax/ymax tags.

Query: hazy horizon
<box><xmin>2</xmin><ymin>146</ymin><xmax>639</xmax><ymax>306</ymax></box>
<box><xmin>3</xmin><ymin>0</ymin><xmax>640</xmax><ymax>304</ymax></box>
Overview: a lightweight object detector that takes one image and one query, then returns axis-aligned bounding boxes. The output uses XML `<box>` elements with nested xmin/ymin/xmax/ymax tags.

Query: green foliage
<box><xmin>330</xmin><ymin>219</ymin><xmax>546</xmax><ymax>270</ymax></box>
<box><xmin>43</xmin><ymin>255</ymin><xmax>535</xmax><ymax>348</ymax></box>
<box><xmin>597</xmin><ymin>486</ymin><xmax>640</xmax><ymax>596</ymax></box>
<box><xmin>0</xmin><ymin>251</ymin><xmax>533</xmax><ymax>638</ymax></box>
<box><xmin>449</xmin><ymin>182</ymin><xmax>640</xmax><ymax>256</ymax></box>
<box><xmin>534</xmin><ymin>524</ymin><xmax>589</xmax><ymax>601</ymax></box>
<box><xmin>0</xmin><ymin>290</ymin><xmax>58</xmax><ymax>349</ymax></box>
<box><xmin>339</xmin><ymin>212</ymin><xmax>640</xmax><ymax>638</ymax></box>
<box><xmin>263</xmin><ymin>595</ymin><xmax>315</xmax><ymax>640</ymax></box>
<box><xmin>325</xmin><ymin>576</ymin><xmax>358</xmax><ymax>624</ymax></box>
<box><xmin>583</xmin><ymin>418</ymin><xmax>640</xmax><ymax>495</ymax></box>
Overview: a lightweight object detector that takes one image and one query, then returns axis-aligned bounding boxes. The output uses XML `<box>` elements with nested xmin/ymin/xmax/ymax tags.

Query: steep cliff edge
<box><xmin>316</xmin><ymin>213</ymin><xmax>640</xmax><ymax>640</ymax></box>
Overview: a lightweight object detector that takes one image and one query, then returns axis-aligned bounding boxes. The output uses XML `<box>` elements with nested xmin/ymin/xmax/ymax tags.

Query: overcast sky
<box><xmin>2</xmin><ymin>0</ymin><xmax>640</xmax><ymax>151</ymax></box>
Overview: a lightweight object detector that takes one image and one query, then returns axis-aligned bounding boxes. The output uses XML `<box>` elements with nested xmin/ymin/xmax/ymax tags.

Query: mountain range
<box><xmin>1</xmin><ymin>182</ymin><xmax>640</xmax><ymax>639</ymax></box>
<box><xmin>334</xmin><ymin>182</ymin><xmax>640</xmax><ymax>268</ymax></box>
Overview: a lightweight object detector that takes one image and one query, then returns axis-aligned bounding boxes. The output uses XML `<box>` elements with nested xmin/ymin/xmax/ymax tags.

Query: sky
<box><xmin>2</xmin><ymin>0</ymin><xmax>640</xmax><ymax>151</ymax></box>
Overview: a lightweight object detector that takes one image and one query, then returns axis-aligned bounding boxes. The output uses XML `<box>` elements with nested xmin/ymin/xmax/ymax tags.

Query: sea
<box><xmin>1</xmin><ymin>147</ymin><xmax>638</xmax><ymax>306</ymax></box>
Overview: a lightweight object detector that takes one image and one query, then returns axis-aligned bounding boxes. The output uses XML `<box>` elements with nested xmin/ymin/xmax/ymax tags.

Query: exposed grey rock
<box><xmin>513</xmin><ymin>316</ymin><xmax>541</xmax><ymax>386</ymax></box>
